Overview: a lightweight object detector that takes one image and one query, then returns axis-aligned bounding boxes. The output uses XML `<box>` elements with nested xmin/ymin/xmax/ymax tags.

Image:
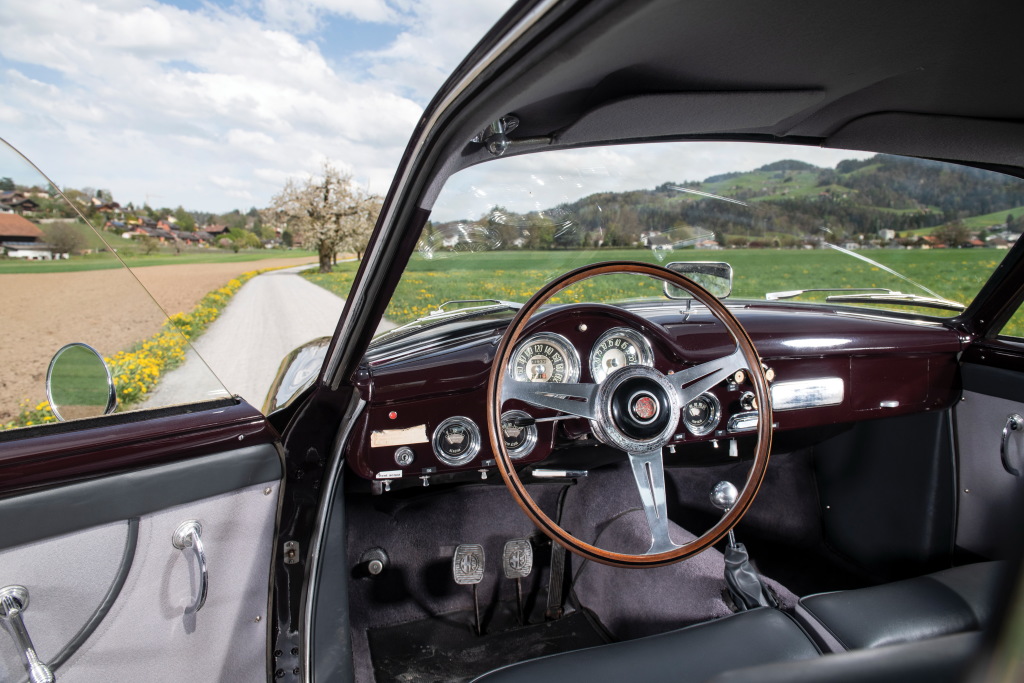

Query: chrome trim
<box><xmin>509</xmin><ymin>332</ymin><xmax>581</xmax><ymax>384</ymax></box>
<box><xmin>683</xmin><ymin>392</ymin><xmax>721</xmax><ymax>436</ymax></box>
<box><xmin>591</xmin><ymin>366</ymin><xmax>681</xmax><ymax>455</ymax></box>
<box><xmin>432</xmin><ymin>416</ymin><xmax>482</xmax><ymax>466</ymax></box>
<box><xmin>590</xmin><ymin>327</ymin><xmax>654</xmax><ymax>383</ymax></box>
<box><xmin>500</xmin><ymin>410</ymin><xmax>538</xmax><ymax>458</ymax></box>
<box><xmin>171</xmin><ymin>520</ymin><xmax>208</xmax><ymax>614</ymax></box>
<box><xmin>728</xmin><ymin>411</ymin><xmax>760</xmax><ymax>433</ymax></box>
<box><xmin>45</xmin><ymin>342</ymin><xmax>116</xmax><ymax>421</ymax></box>
<box><xmin>1001</xmin><ymin>414</ymin><xmax>1023</xmax><ymax>476</ymax></box>
<box><xmin>771</xmin><ymin>377</ymin><xmax>844</xmax><ymax>411</ymax></box>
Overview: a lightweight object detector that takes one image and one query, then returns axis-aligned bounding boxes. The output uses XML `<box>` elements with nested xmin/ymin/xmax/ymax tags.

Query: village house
<box><xmin>0</xmin><ymin>213</ymin><xmax>66</xmax><ymax>259</ymax></box>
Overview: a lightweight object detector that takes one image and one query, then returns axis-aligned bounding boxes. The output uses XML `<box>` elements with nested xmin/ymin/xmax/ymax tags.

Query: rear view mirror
<box><xmin>46</xmin><ymin>343</ymin><xmax>117</xmax><ymax>421</ymax></box>
<box><xmin>663</xmin><ymin>262</ymin><xmax>733</xmax><ymax>299</ymax></box>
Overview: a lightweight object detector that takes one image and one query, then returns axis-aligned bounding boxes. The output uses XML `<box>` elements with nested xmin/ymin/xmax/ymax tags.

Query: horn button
<box><xmin>592</xmin><ymin>366</ymin><xmax>680</xmax><ymax>453</ymax></box>
<box><xmin>611</xmin><ymin>377</ymin><xmax>672</xmax><ymax>439</ymax></box>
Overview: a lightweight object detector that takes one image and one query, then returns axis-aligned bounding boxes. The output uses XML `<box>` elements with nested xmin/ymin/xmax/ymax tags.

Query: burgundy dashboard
<box><xmin>345</xmin><ymin>302</ymin><xmax>963</xmax><ymax>484</ymax></box>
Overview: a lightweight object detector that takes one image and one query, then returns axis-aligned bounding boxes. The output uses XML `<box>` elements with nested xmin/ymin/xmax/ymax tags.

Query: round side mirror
<box><xmin>46</xmin><ymin>343</ymin><xmax>117</xmax><ymax>422</ymax></box>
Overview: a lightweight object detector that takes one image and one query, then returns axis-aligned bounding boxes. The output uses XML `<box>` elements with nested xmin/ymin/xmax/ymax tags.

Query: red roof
<box><xmin>0</xmin><ymin>214</ymin><xmax>44</xmax><ymax>239</ymax></box>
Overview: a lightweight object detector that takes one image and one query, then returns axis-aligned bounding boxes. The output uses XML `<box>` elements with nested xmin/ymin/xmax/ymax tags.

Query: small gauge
<box><xmin>510</xmin><ymin>333</ymin><xmax>580</xmax><ymax>384</ymax></box>
<box><xmin>432</xmin><ymin>416</ymin><xmax>481</xmax><ymax>466</ymax></box>
<box><xmin>590</xmin><ymin>327</ymin><xmax>654</xmax><ymax>383</ymax></box>
<box><xmin>683</xmin><ymin>393</ymin><xmax>721</xmax><ymax>436</ymax></box>
<box><xmin>500</xmin><ymin>410</ymin><xmax>538</xmax><ymax>458</ymax></box>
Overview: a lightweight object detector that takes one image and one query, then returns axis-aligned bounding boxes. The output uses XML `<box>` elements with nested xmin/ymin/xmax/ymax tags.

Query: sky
<box><xmin>0</xmin><ymin>0</ymin><xmax>873</xmax><ymax>218</ymax></box>
<box><xmin>0</xmin><ymin>0</ymin><xmax>516</xmax><ymax>213</ymax></box>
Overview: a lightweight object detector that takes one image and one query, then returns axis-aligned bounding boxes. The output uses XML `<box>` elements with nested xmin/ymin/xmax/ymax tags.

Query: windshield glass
<box><xmin>370</xmin><ymin>142</ymin><xmax>1019</xmax><ymax>334</ymax></box>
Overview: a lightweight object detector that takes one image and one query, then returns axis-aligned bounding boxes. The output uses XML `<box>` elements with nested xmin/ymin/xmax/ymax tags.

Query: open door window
<box><xmin>0</xmin><ymin>138</ymin><xmax>281</xmax><ymax>680</ymax></box>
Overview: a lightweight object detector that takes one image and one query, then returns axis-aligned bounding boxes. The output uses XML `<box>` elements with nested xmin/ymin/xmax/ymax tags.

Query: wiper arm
<box><xmin>765</xmin><ymin>288</ymin><xmax>891</xmax><ymax>301</ymax></box>
<box><xmin>825</xmin><ymin>291</ymin><xmax>965</xmax><ymax>312</ymax></box>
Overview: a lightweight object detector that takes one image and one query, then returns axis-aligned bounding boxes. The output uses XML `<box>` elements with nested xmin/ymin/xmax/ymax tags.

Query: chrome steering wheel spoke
<box><xmin>503</xmin><ymin>378</ymin><xmax>600</xmax><ymax>419</ymax></box>
<box><xmin>669</xmin><ymin>348</ymin><xmax>747</xmax><ymax>405</ymax></box>
<box><xmin>626</xmin><ymin>449</ymin><xmax>681</xmax><ymax>555</ymax></box>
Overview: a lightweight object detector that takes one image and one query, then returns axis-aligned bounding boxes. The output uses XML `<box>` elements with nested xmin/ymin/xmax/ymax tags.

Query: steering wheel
<box><xmin>487</xmin><ymin>261</ymin><xmax>773</xmax><ymax>568</ymax></box>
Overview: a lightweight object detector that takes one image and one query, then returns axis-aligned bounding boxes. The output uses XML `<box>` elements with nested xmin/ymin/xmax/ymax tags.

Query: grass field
<box><xmin>0</xmin><ymin>249</ymin><xmax>317</xmax><ymax>274</ymax></box>
<box><xmin>304</xmin><ymin>247</ymin><xmax>1006</xmax><ymax>327</ymax></box>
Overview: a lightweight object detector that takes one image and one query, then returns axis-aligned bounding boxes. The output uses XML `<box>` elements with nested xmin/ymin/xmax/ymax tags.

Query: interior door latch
<box><xmin>0</xmin><ymin>585</ymin><xmax>55</xmax><ymax>683</ymax></box>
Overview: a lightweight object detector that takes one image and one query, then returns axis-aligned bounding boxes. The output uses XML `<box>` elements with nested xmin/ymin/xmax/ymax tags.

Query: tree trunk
<box><xmin>318</xmin><ymin>243</ymin><xmax>333</xmax><ymax>273</ymax></box>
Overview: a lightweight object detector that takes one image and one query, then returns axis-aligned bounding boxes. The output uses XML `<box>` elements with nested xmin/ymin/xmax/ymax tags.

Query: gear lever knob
<box><xmin>710</xmin><ymin>481</ymin><xmax>738</xmax><ymax>511</ymax></box>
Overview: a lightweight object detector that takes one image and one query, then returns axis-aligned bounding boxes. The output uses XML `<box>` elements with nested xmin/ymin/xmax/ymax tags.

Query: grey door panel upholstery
<box><xmin>0</xmin><ymin>468</ymin><xmax>280</xmax><ymax>681</ymax></box>
<box><xmin>0</xmin><ymin>520</ymin><xmax>134</xmax><ymax>682</ymax></box>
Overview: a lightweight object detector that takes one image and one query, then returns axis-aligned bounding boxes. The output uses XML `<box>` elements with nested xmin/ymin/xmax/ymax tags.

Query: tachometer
<box><xmin>510</xmin><ymin>333</ymin><xmax>580</xmax><ymax>383</ymax></box>
<box><xmin>590</xmin><ymin>327</ymin><xmax>654</xmax><ymax>383</ymax></box>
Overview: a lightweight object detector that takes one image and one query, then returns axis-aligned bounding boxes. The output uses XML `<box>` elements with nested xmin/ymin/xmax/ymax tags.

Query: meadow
<box><xmin>304</xmin><ymin>247</ymin><xmax>1009</xmax><ymax>328</ymax></box>
<box><xmin>0</xmin><ymin>248</ymin><xmax>317</xmax><ymax>274</ymax></box>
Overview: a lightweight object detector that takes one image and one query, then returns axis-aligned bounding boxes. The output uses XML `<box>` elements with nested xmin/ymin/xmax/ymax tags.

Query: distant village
<box><xmin>0</xmin><ymin>185</ymin><xmax>281</xmax><ymax>261</ymax></box>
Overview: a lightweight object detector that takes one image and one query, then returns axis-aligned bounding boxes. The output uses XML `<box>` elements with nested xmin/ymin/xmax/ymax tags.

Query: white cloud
<box><xmin>0</xmin><ymin>0</ymin><xmax>514</xmax><ymax>212</ymax></box>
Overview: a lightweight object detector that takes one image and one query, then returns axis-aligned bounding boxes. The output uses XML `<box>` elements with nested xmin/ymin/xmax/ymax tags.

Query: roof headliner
<box><xmin>448</xmin><ymin>0</ymin><xmax>1024</xmax><ymax>172</ymax></box>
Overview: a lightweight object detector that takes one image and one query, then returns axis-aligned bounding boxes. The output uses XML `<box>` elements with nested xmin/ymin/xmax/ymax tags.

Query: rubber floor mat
<box><xmin>367</xmin><ymin>605</ymin><xmax>608</xmax><ymax>682</ymax></box>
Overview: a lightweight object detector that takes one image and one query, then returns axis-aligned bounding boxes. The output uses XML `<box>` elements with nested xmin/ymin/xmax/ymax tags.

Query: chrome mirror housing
<box><xmin>45</xmin><ymin>343</ymin><xmax>117</xmax><ymax>421</ymax></box>
<box><xmin>663</xmin><ymin>262</ymin><xmax>733</xmax><ymax>299</ymax></box>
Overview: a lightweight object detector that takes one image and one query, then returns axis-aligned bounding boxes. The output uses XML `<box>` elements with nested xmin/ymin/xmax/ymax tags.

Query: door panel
<box><xmin>0</xmin><ymin>521</ymin><xmax>133</xmax><ymax>681</ymax></box>
<box><xmin>0</xmin><ymin>414</ymin><xmax>282</xmax><ymax>681</ymax></box>
<box><xmin>956</xmin><ymin>363</ymin><xmax>1024</xmax><ymax>559</ymax></box>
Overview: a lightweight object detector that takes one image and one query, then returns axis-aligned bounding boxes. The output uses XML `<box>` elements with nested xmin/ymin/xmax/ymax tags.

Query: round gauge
<box><xmin>500</xmin><ymin>410</ymin><xmax>538</xmax><ymax>458</ymax></box>
<box><xmin>590</xmin><ymin>327</ymin><xmax>654</xmax><ymax>383</ymax></box>
<box><xmin>432</xmin><ymin>416</ymin><xmax>481</xmax><ymax>466</ymax></box>
<box><xmin>683</xmin><ymin>393</ymin><xmax>721</xmax><ymax>436</ymax></box>
<box><xmin>509</xmin><ymin>333</ymin><xmax>580</xmax><ymax>384</ymax></box>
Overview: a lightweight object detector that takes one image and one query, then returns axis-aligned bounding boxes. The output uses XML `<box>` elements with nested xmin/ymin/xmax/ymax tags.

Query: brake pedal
<box><xmin>453</xmin><ymin>543</ymin><xmax>485</xmax><ymax>635</ymax></box>
<box><xmin>502</xmin><ymin>538</ymin><xmax>534</xmax><ymax>624</ymax></box>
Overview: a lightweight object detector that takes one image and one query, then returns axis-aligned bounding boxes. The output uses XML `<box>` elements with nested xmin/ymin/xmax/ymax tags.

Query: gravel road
<box><xmin>146</xmin><ymin>266</ymin><xmax>394</xmax><ymax>410</ymax></box>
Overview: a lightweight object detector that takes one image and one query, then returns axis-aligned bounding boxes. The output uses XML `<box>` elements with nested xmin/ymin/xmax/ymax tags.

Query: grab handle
<box><xmin>1000</xmin><ymin>414</ymin><xmax>1023</xmax><ymax>477</ymax></box>
<box><xmin>172</xmin><ymin>520</ymin><xmax>208</xmax><ymax>614</ymax></box>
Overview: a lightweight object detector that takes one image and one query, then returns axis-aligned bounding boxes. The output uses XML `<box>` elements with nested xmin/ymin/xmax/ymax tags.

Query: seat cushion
<box><xmin>708</xmin><ymin>632</ymin><xmax>981</xmax><ymax>683</ymax></box>
<box><xmin>798</xmin><ymin>561</ymin><xmax>1004</xmax><ymax>651</ymax></box>
<box><xmin>472</xmin><ymin>608</ymin><xmax>820</xmax><ymax>683</ymax></box>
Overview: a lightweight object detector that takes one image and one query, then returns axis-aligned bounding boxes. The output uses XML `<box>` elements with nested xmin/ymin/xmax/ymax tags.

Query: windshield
<box><xmin>365</xmin><ymin>142</ymin><xmax>1019</xmax><ymax>333</ymax></box>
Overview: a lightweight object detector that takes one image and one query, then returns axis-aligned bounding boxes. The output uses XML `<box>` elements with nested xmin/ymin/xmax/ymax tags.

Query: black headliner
<box><xmin>448</xmin><ymin>0</ymin><xmax>1024</xmax><ymax>171</ymax></box>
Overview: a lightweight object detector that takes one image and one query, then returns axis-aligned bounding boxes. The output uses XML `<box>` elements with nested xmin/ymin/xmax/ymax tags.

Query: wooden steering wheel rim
<box><xmin>487</xmin><ymin>260</ymin><xmax>773</xmax><ymax>568</ymax></box>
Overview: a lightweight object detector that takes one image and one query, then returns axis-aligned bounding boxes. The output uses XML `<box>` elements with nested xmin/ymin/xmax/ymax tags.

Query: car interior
<box><xmin>288</xmin><ymin>1</ymin><xmax>1024</xmax><ymax>681</ymax></box>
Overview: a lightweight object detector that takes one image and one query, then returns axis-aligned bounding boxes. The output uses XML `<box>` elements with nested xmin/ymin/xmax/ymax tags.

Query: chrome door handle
<box><xmin>1000</xmin><ymin>414</ymin><xmax>1024</xmax><ymax>477</ymax></box>
<box><xmin>0</xmin><ymin>585</ymin><xmax>55</xmax><ymax>683</ymax></box>
<box><xmin>172</xmin><ymin>520</ymin><xmax>208</xmax><ymax>614</ymax></box>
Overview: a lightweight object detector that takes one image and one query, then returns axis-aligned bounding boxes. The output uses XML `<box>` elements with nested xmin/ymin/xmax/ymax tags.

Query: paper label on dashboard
<box><xmin>376</xmin><ymin>470</ymin><xmax>403</xmax><ymax>479</ymax></box>
<box><xmin>371</xmin><ymin>425</ymin><xmax>428</xmax><ymax>448</ymax></box>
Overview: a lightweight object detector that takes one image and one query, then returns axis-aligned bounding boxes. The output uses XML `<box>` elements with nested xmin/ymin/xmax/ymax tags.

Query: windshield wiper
<box><xmin>824</xmin><ymin>291</ymin><xmax>965</xmax><ymax>312</ymax></box>
<box><xmin>765</xmin><ymin>287</ymin><xmax>891</xmax><ymax>301</ymax></box>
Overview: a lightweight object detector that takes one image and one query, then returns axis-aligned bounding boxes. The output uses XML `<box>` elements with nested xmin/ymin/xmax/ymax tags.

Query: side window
<box><xmin>1</xmin><ymin>142</ymin><xmax>229</xmax><ymax>433</ymax></box>
<box><xmin>998</xmin><ymin>303</ymin><xmax>1024</xmax><ymax>341</ymax></box>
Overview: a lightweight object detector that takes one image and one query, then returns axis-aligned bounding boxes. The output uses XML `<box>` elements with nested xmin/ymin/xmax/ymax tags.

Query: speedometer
<box><xmin>590</xmin><ymin>327</ymin><xmax>654</xmax><ymax>383</ymax></box>
<box><xmin>510</xmin><ymin>333</ymin><xmax>580</xmax><ymax>383</ymax></box>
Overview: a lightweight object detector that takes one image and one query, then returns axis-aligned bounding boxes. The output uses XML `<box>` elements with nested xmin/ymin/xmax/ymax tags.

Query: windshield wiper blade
<box><xmin>765</xmin><ymin>287</ymin><xmax>893</xmax><ymax>301</ymax></box>
<box><xmin>825</xmin><ymin>292</ymin><xmax>966</xmax><ymax>312</ymax></box>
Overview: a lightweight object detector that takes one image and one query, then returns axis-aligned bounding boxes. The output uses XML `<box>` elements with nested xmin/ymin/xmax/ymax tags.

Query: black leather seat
<box><xmin>472</xmin><ymin>608</ymin><xmax>820</xmax><ymax>683</ymax></box>
<box><xmin>796</xmin><ymin>561</ymin><xmax>1003</xmax><ymax>652</ymax></box>
<box><xmin>708</xmin><ymin>631</ymin><xmax>981</xmax><ymax>683</ymax></box>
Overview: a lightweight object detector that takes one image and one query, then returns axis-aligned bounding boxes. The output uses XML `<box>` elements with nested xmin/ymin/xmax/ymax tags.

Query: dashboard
<box><xmin>345</xmin><ymin>302</ymin><xmax>963</xmax><ymax>489</ymax></box>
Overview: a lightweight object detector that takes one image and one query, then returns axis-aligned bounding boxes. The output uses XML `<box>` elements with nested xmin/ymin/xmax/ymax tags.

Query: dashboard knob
<box><xmin>739</xmin><ymin>392</ymin><xmax>757</xmax><ymax>411</ymax></box>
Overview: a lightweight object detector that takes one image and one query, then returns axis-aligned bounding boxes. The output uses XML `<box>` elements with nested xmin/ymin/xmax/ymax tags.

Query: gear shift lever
<box><xmin>711</xmin><ymin>481</ymin><xmax>777</xmax><ymax>611</ymax></box>
<box><xmin>710</xmin><ymin>480</ymin><xmax>739</xmax><ymax>549</ymax></box>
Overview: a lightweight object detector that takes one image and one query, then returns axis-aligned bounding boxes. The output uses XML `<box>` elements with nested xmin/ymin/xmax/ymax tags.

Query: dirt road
<box><xmin>146</xmin><ymin>265</ymin><xmax>396</xmax><ymax>410</ymax></box>
<box><xmin>0</xmin><ymin>256</ymin><xmax>316</xmax><ymax>422</ymax></box>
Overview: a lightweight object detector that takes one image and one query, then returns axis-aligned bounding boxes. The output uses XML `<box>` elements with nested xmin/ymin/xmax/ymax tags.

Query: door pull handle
<box><xmin>1000</xmin><ymin>414</ymin><xmax>1024</xmax><ymax>477</ymax></box>
<box><xmin>0</xmin><ymin>585</ymin><xmax>55</xmax><ymax>683</ymax></box>
<box><xmin>172</xmin><ymin>520</ymin><xmax>208</xmax><ymax>614</ymax></box>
